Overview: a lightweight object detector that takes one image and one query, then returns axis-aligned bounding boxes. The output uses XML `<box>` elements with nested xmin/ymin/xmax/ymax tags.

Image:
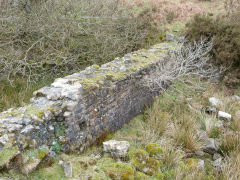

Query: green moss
<box><xmin>0</xmin><ymin>146</ymin><xmax>19</xmax><ymax>167</ymax></box>
<box><xmin>185</xmin><ymin>158</ymin><xmax>199</xmax><ymax>170</ymax></box>
<box><xmin>130</xmin><ymin>149</ymin><xmax>161</xmax><ymax>175</ymax></box>
<box><xmin>97</xmin><ymin>157</ymin><xmax>115</xmax><ymax>166</ymax></box>
<box><xmin>47</xmin><ymin>107</ymin><xmax>59</xmax><ymax>115</ymax></box>
<box><xmin>130</xmin><ymin>67</ymin><xmax>138</xmax><ymax>72</ymax></box>
<box><xmin>178</xmin><ymin>160</ymin><xmax>187</xmax><ymax>170</ymax></box>
<box><xmin>103</xmin><ymin>162</ymin><xmax>134</xmax><ymax>180</ymax></box>
<box><xmin>37</xmin><ymin>146</ymin><xmax>49</xmax><ymax>160</ymax></box>
<box><xmin>105</xmin><ymin>72</ymin><xmax>127</xmax><ymax>81</ymax></box>
<box><xmin>25</xmin><ymin>105</ymin><xmax>44</xmax><ymax>119</ymax></box>
<box><xmin>24</xmin><ymin>146</ymin><xmax>49</xmax><ymax>161</ymax></box>
<box><xmin>92</xmin><ymin>64</ymin><xmax>100</xmax><ymax>69</ymax></box>
<box><xmin>0</xmin><ymin>109</ymin><xmax>22</xmax><ymax>119</ymax></box>
<box><xmin>145</xmin><ymin>143</ymin><xmax>163</xmax><ymax>156</ymax></box>
<box><xmin>152</xmin><ymin>172</ymin><xmax>164</xmax><ymax>179</ymax></box>
<box><xmin>29</xmin><ymin>162</ymin><xmax>66</xmax><ymax>180</ymax></box>
<box><xmin>135</xmin><ymin>171</ymin><xmax>148</xmax><ymax>179</ymax></box>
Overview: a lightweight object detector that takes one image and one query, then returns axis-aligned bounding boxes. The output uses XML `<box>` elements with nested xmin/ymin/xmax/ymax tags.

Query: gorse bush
<box><xmin>0</xmin><ymin>0</ymin><xmax>158</xmax><ymax>84</ymax></box>
<box><xmin>185</xmin><ymin>13</ymin><xmax>240</xmax><ymax>68</ymax></box>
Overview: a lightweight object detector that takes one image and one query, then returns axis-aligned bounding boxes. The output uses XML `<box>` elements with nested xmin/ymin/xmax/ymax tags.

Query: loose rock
<box><xmin>218</xmin><ymin>111</ymin><xmax>232</xmax><ymax>120</ymax></box>
<box><xmin>103</xmin><ymin>140</ymin><xmax>130</xmax><ymax>158</ymax></box>
<box><xmin>209</xmin><ymin>97</ymin><xmax>223</xmax><ymax>108</ymax></box>
<box><xmin>197</xmin><ymin>160</ymin><xmax>205</xmax><ymax>171</ymax></box>
<box><xmin>203</xmin><ymin>138</ymin><xmax>218</xmax><ymax>154</ymax></box>
<box><xmin>213</xmin><ymin>157</ymin><xmax>222</xmax><ymax>170</ymax></box>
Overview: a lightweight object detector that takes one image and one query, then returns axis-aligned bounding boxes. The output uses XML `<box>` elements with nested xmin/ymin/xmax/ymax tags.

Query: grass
<box><xmin>0</xmin><ymin>146</ymin><xmax>19</xmax><ymax>167</ymax></box>
<box><xmin>0</xmin><ymin>78</ymin><xmax>55</xmax><ymax>112</ymax></box>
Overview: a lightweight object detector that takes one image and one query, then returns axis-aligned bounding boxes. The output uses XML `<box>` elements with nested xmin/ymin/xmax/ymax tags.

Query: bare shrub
<box><xmin>0</xmin><ymin>0</ymin><xmax>156</xmax><ymax>84</ymax></box>
<box><xmin>143</xmin><ymin>39</ymin><xmax>225</xmax><ymax>92</ymax></box>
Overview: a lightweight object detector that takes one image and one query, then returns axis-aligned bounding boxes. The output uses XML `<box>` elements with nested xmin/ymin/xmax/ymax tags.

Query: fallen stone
<box><xmin>203</xmin><ymin>138</ymin><xmax>218</xmax><ymax>154</ymax></box>
<box><xmin>63</xmin><ymin>161</ymin><xmax>73</xmax><ymax>178</ymax></box>
<box><xmin>103</xmin><ymin>140</ymin><xmax>130</xmax><ymax>158</ymax></box>
<box><xmin>218</xmin><ymin>111</ymin><xmax>232</xmax><ymax>120</ymax></box>
<box><xmin>213</xmin><ymin>157</ymin><xmax>222</xmax><ymax>170</ymax></box>
<box><xmin>197</xmin><ymin>159</ymin><xmax>205</xmax><ymax>171</ymax></box>
<box><xmin>209</xmin><ymin>97</ymin><xmax>223</xmax><ymax>108</ymax></box>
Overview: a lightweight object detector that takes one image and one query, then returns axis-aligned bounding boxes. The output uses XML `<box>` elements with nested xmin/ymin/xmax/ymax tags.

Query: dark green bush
<box><xmin>185</xmin><ymin>14</ymin><xmax>240</xmax><ymax>68</ymax></box>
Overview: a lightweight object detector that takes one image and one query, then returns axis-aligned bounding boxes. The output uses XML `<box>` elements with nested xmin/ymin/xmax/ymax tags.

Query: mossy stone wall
<box><xmin>0</xmin><ymin>42</ymin><xmax>178</xmax><ymax>168</ymax></box>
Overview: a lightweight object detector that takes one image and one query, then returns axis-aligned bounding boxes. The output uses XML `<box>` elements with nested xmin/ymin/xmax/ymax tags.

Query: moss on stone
<box><xmin>130</xmin><ymin>149</ymin><xmax>161</xmax><ymax>175</ymax></box>
<box><xmin>0</xmin><ymin>108</ymin><xmax>22</xmax><ymax>119</ymax></box>
<box><xmin>135</xmin><ymin>171</ymin><xmax>148</xmax><ymax>180</ymax></box>
<box><xmin>47</xmin><ymin>107</ymin><xmax>59</xmax><ymax>115</ymax></box>
<box><xmin>129</xmin><ymin>67</ymin><xmax>138</xmax><ymax>72</ymax></box>
<box><xmin>182</xmin><ymin>158</ymin><xmax>199</xmax><ymax>171</ymax></box>
<box><xmin>145</xmin><ymin>143</ymin><xmax>163</xmax><ymax>156</ymax></box>
<box><xmin>0</xmin><ymin>146</ymin><xmax>19</xmax><ymax>167</ymax></box>
<box><xmin>25</xmin><ymin>105</ymin><xmax>44</xmax><ymax>119</ymax></box>
<box><xmin>103</xmin><ymin>162</ymin><xmax>134</xmax><ymax>180</ymax></box>
<box><xmin>37</xmin><ymin>146</ymin><xmax>49</xmax><ymax>160</ymax></box>
<box><xmin>92</xmin><ymin>64</ymin><xmax>100</xmax><ymax>69</ymax></box>
<box><xmin>24</xmin><ymin>146</ymin><xmax>49</xmax><ymax>161</ymax></box>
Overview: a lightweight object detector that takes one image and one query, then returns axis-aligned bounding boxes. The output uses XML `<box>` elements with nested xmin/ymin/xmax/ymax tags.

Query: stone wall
<box><xmin>0</xmin><ymin>42</ymin><xmax>178</xmax><ymax>172</ymax></box>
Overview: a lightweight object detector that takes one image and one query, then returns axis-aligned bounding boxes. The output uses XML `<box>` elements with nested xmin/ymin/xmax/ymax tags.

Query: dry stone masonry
<box><xmin>0</xmin><ymin>41</ymin><xmax>178</xmax><ymax>173</ymax></box>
